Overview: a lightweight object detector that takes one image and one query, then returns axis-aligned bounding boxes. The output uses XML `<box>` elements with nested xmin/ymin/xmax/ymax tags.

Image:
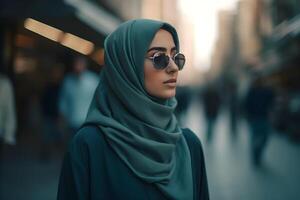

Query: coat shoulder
<box><xmin>69</xmin><ymin>125</ymin><xmax>106</xmax><ymax>154</ymax></box>
<box><xmin>182</xmin><ymin>128</ymin><xmax>204</xmax><ymax>151</ymax></box>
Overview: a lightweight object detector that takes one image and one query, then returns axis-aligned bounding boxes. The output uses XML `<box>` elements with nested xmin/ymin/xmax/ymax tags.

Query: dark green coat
<box><xmin>57</xmin><ymin>126</ymin><xmax>209</xmax><ymax>200</ymax></box>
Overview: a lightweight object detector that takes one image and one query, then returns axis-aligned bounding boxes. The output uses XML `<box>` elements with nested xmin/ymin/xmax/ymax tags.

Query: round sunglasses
<box><xmin>146</xmin><ymin>52</ymin><xmax>186</xmax><ymax>70</ymax></box>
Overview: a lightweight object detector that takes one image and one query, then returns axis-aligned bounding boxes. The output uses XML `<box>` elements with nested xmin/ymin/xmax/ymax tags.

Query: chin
<box><xmin>159</xmin><ymin>89</ymin><xmax>176</xmax><ymax>99</ymax></box>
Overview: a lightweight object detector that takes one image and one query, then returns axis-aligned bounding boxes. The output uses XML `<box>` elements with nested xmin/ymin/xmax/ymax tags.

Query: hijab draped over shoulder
<box><xmin>85</xmin><ymin>19</ymin><xmax>193</xmax><ymax>200</ymax></box>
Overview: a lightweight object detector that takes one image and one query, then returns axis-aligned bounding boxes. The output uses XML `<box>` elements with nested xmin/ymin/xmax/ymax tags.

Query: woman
<box><xmin>57</xmin><ymin>19</ymin><xmax>209</xmax><ymax>200</ymax></box>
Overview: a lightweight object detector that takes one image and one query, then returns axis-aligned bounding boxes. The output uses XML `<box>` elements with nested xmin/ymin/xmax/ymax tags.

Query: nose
<box><xmin>166</xmin><ymin>57</ymin><xmax>179</xmax><ymax>74</ymax></box>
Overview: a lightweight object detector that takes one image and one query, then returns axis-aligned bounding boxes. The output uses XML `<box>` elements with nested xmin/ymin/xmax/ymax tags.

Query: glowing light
<box><xmin>24</xmin><ymin>18</ymin><xmax>95</xmax><ymax>55</ymax></box>
<box><xmin>60</xmin><ymin>33</ymin><xmax>94</xmax><ymax>55</ymax></box>
<box><xmin>24</xmin><ymin>18</ymin><xmax>63</xmax><ymax>42</ymax></box>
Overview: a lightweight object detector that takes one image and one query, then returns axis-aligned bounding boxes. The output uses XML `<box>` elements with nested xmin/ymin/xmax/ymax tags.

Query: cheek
<box><xmin>144</xmin><ymin>64</ymin><xmax>162</xmax><ymax>93</ymax></box>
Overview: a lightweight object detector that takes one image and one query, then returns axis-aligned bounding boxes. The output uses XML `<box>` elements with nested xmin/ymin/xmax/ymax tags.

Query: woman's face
<box><xmin>144</xmin><ymin>29</ymin><xmax>179</xmax><ymax>99</ymax></box>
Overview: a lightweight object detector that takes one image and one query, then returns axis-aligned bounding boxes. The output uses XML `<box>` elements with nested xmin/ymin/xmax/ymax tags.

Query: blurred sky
<box><xmin>178</xmin><ymin>0</ymin><xmax>239</xmax><ymax>71</ymax></box>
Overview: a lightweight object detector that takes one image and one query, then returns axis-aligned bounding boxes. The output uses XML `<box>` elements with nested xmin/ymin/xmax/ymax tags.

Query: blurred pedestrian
<box><xmin>59</xmin><ymin>56</ymin><xmax>99</xmax><ymax>137</ymax></box>
<box><xmin>0</xmin><ymin>73</ymin><xmax>17</xmax><ymax>195</ymax></box>
<box><xmin>227</xmin><ymin>79</ymin><xmax>239</xmax><ymax>138</ymax></box>
<box><xmin>40</xmin><ymin>64</ymin><xmax>64</xmax><ymax>161</ymax></box>
<box><xmin>175</xmin><ymin>86</ymin><xmax>192</xmax><ymax>125</ymax></box>
<box><xmin>57</xmin><ymin>19</ymin><xmax>209</xmax><ymax>200</ymax></box>
<box><xmin>0</xmin><ymin>73</ymin><xmax>17</xmax><ymax>152</ymax></box>
<box><xmin>202</xmin><ymin>82</ymin><xmax>221</xmax><ymax>142</ymax></box>
<box><xmin>244</xmin><ymin>77</ymin><xmax>275</xmax><ymax>166</ymax></box>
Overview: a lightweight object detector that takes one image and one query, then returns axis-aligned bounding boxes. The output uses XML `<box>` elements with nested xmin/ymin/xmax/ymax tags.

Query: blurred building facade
<box><xmin>0</xmin><ymin>0</ymin><xmax>142</xmax><ymax>142</ymax></box>
<box><xmin>210</xmin><ymin>0</ymin><xmax>300</xmax><ymax>139</ymax></box>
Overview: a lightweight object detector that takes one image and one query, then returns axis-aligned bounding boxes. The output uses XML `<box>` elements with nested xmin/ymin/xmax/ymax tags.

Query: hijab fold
<box><xmin>85</xmin><ymin>19</ymin><xmax>193</xmax><ymax>200</ymax></box>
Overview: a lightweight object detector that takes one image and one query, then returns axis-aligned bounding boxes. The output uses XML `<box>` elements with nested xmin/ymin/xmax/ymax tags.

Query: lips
<box><xmin>163</xmin><ymin>78</ymin><xmax>177</xmax><ymax>84</ymax></box>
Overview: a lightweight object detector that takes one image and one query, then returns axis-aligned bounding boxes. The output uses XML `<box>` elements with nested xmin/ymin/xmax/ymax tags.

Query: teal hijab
<box><xmin>85</xmin><ymin>19</ymin><xmax>193</xmax><ymax>200</ymax></box>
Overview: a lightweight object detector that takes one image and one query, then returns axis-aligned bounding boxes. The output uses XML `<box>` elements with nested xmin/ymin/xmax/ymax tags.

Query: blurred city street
<box><xmin>0</xmin><ymin>134</ymin><xmax>64</xmax><ymax>200</ymax></box>
<box><xmin>1</xmin><ymin>0</ymin><xmax>300</xmax><ymax>199</ymax></box>
<box><xmin>1</xmin><ymin>97</ymin><xmax>300</xmax><ymax>200</ymax></box>
<box><xmin>186</xmin><ymin>97</ymin><xmax>300</xmax><ymax>200</ymax></box>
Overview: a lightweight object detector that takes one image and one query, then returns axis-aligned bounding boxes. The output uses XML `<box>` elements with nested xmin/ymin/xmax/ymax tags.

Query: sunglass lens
<box><xmin>174</xmin><ymin>53</ymin><xmax>185</xmax><ymax>70</ymax></box>
<box><xmin>153</xmin><ymin>54</ymin><xmax>169</xmax><ymax>69</ymax></box>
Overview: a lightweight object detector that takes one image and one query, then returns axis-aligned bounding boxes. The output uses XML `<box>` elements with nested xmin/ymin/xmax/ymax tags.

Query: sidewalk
<box><xmin>0</xmin><ymin>133</ymin><xmax>64</xmax><ymax>200</ymax></box>
<box><xmin>185</xmin><ymin>98</ymin><xmax>300</xmax><ymax>200</ymax></box>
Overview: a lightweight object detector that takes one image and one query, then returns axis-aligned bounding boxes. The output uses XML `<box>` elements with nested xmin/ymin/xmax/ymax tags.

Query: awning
<box><xmin>64</xmin><ymin>0</ymin><xmax>122</xmax><ymax>36</ymax></box>
<box><xmin>272</xmin><ymin>14</ymin><xmax>300</xmax><ymax>42</ymax></box>
<box><xmin>0</xmin><ymin>0</ymin><xmax>122</xmax><ymax>46</ymax></box>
